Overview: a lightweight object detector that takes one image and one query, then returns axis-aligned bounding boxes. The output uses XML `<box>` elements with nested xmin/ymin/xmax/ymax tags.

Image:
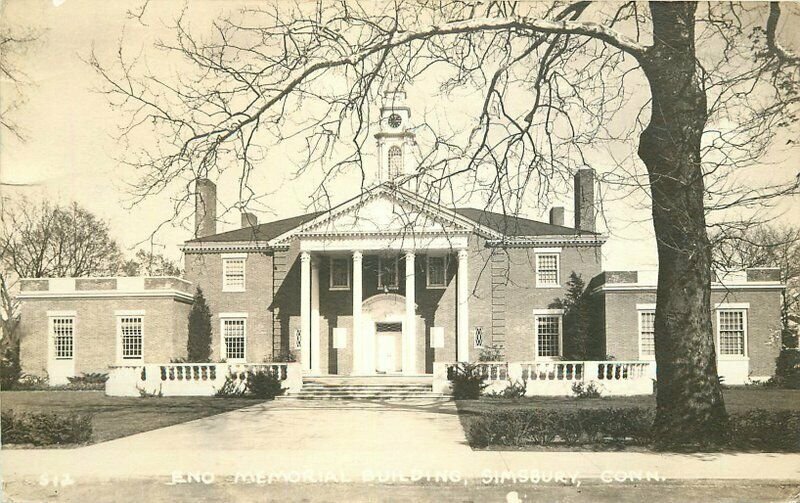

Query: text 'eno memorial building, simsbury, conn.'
<box><xmin>16</xmin><ymin>88</ymin><xmax>785</xmax><ymax>397</ymax></box>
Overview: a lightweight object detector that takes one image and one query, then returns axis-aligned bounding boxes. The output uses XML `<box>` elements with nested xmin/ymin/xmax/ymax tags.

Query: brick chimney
<box><xmin>574</xmin><ymin>167</ymin><xmax>596</xmax><ymax>233</ymax></box>
<box><xmin>549</xmin><ymin>207</ymin><xmax>565</xmax><ymax>227</ymax></box>
<box><xmin>194</xmin><ymin>179</ymin><xmax>217</xmax><ymax>238</ymax></box>
<box><xmin>241</xmin><ymin>212</ymin><xmax>258</xmax><ymax>228</ymax></box>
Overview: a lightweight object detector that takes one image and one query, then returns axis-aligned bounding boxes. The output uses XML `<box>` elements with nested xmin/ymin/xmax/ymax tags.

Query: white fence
<box><xmin>106</xmin><ymin>362</ymin><xmax>303</xmax><ymax>397</ymax></box>
<box><xmin>433</xmin><ymin>361</ymin><xmax>654</xmax><ymax>396</ymax></box>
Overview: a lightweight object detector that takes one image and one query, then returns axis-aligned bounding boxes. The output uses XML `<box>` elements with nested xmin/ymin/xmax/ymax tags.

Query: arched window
<box><xmin>388</xmin><ymin>146</ymin><xmax>403</xmax><ymax>178</ymax></box>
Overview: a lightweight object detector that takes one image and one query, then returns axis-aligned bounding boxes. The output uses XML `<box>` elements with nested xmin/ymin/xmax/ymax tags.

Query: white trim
<box><xmin>221</xmin><ymin>252</ymin><xmax>248</xmax><ymax>260</ymax></box>
<box><xmin>116</xmin><ymin>313</ymin><xmax>144</xmax><ymax>364</ymax></box>
<box><xmin>534</xmin><ymin>247</ymin><xmax>563</xmax><ymax>253</ymax></box>
<box><xmin>426</xmin><ymin>254</ymin><xmax>448</xmax><ymax>289</ymax></box>
<box><xmin>220</xmin><ymin>317</ymin><xmax>247</xmax><ymax>363</ymax></box>
<box><xmin>20</xmin><ymin>291</ymin><xmax>193</xmax><ymax>302</ymax></box>
<box><xmin>222</xmin><ymin>256</ymin><xmax>247</xmax><ymax>293</ymax></box>
<box><xmin>219</xmin><ymin>312</ymin><xmax>249</xmax><ymax>318</ymax></box>
<box><xmin>714</xmin><ymin>302</ymin><xmax>750</xmax><ymax>309</ymax></box>
<box><xmin>47</xmin><ymin>310</ymin><xmax>77</xmax><ymax>317</ymax></box>
<box><xmin>716</xmin><ymin>307</ymin><xmax>748</xmax><ymax>360</ymax></box>
<box><xmin>182</xmin><ymin>242</ymin><xmax>270</xmax><ymax>253</ymax></box>
<box><xmin>533</xmin><ymin>310</ymin><xmax>563</xmax><ymax>360</ymax></box>
<box><xmin>378</xmin><ymin>255</ymin><xmax>400</xmax><ymax>290</ymax></box>
<box><xmin>594</xmin><ymin>283</ymin><xmax>785</xmax><ymax>293</ymax></box>
<box><xmin>329</xmin><ymin>256</ymin><xmax>352</xmax><ymax>290</ymax></box>
<box><xmin>635</xmin><ymin>303</ymin><xmax>657</xmax><ymax>310</ymax></box>
<box><xmin>535</xmin><ymin>253</ymin><xmax>561</xmax><ymax>288</ymax></box>
<box><xmin>114</xmin><ymin>309</ymin><xmax>146</xmax><ymax>316</ymax></box>
<box><xmin>487</xmin><ymin>235</ymin><xmax>607</xmax><ymax>247</ymax></box>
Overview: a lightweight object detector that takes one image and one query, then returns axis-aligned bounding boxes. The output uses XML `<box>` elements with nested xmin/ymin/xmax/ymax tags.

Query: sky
<box><xmin>1</xmin><ymin>0</ymin><xmax>798</xmax><ymax>271</ymax></box>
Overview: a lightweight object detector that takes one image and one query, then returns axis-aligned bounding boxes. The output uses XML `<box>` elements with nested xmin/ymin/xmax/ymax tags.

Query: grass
<box><xmin>0</xmin><ymin>390</ymin><xmax>257</xmax><ymax>446</ymax></box>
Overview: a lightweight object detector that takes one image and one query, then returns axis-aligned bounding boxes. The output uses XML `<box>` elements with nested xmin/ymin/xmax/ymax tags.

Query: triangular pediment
<box><xmin>269</xmin><ymin>185</ymin><xmax>499</xmax><ymax>245</ymax></box>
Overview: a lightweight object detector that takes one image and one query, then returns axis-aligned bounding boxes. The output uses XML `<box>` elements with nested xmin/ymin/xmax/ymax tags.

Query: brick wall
<box><xmin>18</xmin><ymin>296</ymin><xmax>191</xmax><ymax>377</ymax></box>
<box><xmin>183</xmin><ymin>251</ymin><xmax>275</xmax><ymax>362</ymax></box>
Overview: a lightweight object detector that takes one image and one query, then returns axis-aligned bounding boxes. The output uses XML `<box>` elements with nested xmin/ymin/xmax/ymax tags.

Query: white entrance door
<box><xmin>376</xmin><ymin>335</ymin><xmax>396</xmax><ymax>373</ymax></box>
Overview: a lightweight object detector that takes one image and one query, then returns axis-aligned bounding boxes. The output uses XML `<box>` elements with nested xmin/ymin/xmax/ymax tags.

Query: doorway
<box><xmin>375</xmin><ymin>322</ymin><xmax>402</xmax><ymax>374</ymax></box>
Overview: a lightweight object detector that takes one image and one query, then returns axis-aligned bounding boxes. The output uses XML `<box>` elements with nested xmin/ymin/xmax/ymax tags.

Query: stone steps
<box><xmin>280</xmin><ymin>378</ymin><xmax>447</xmax><ymax>400</ymax></box>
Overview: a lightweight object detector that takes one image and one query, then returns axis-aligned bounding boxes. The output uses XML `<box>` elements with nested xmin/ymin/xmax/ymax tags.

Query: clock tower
<box><xmin>375</xmin><ymin>83</ymin><xmax>416</xmax><ymax>183</ymax></box>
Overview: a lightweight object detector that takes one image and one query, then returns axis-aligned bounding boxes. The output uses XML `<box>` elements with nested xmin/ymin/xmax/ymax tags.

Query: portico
<box><xmin>297</xmin><ymin>235</ymin><xmax>471</xmax><ymax>376</ymax></box>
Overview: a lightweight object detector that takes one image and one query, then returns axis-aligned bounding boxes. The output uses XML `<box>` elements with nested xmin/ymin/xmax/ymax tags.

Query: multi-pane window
<box><xmin>52</xmin><ymin>317</ymin><xmax>74</xmax><ymax>360</ymax></box>
<box><xmin>427</xmin><ymin>256</ymin><xmax>447</xmax><ymax>288</ymax></box>
<box><xmin>222</xmin><ymin>319</ymin><xmax>246</xmax><ymax>361</ymax></box>
<box><xmin>378</xmin><ymin>256</ymin><xmax>399</xmax><ymax>290</ymax></box>
<box><xmin>536</xmin><ymin>254</ymin><xmax>560</xmax><ymax>287</ymax></box>
<box><xmin>535</xmin><ymin>315</ymin><xmax>561</xmax><ymax>358</ymax></box>
<box><xmin>639</xmin><ymin>311</ymin><xmax>656</xmax><ymax>358</ymax></box>
<box><xmin>474</xmin><ymin>327</ymin><xmax>484</xmax><ymax>349</ymax></box>
<box><xmin>330</xmin><ymin>257</ymin><xmax>350</xmax><ymax>290</ymax></box>
<box><xmin>388</xmin><ymin>146</ymin><xmax>403</xmax><ymax>178</ymax></box>
<box><xmin>119</xmin><ymin>316</ymin><xmax>143</xmax><ymax>360</ymax></box>
<box><xmin>718</xmin><ymin>310</ymin><xmax>746</xmax><ymax>356</ymax></box>
<box><xmin>222</xmin><ymin>257</ymin><xmax>246</xmax><ymax>292</ymax></box>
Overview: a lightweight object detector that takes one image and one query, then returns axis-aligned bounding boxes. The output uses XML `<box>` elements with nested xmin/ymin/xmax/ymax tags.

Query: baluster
<box><xmin>176</xmin><ymin>366</ymin><xmax>183</xmax><ymax>380</ymax></box>
<box><xmin>210</xmin><ymin>366</ymin><xmax>217</xmax><ymax>380</ymax></box>
<box><xmin>168</xmin><ymin>367</ymin><xmax>175</xmax><ymax>380</ymax></box>
<box><xmin>141</xmin><ymin>367</ymin><xmax>147</xmax><ymax>381</ymax></box>
<box><xmin>160</xmin><ymin>366</ymin><xmax>166</xmax><ymax>381</ymax></box>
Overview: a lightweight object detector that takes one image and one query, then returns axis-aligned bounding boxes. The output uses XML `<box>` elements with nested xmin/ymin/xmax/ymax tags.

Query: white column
<box><xmin>403</xmin><ymin>251</ymin><xmax>416</xmax><ymax>375</ymax></box>
<box><xmin>311</xmin><ymin>257</ymin><xmax>321</xmax><ymax>374</ymax></box>
<box><xmin>457</xmin><ymin>249</ymin><xmax>470</xmax><ymax>362</ymax></box>
<box><xmin>300</xmin><ymin>251</ymin><xmax>311</xmax><ymax>371</ymax></box>
<box><xmin>352</xmin><ymin>251</ymin><xmax>363</xmax><ymax>374</ymax></box>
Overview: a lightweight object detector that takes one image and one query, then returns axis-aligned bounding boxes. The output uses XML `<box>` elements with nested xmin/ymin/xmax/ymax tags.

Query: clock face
<box><xmin>388</xmin><ymin>113</ymin><xmax>402</xmax><ymax>128</ymax></box>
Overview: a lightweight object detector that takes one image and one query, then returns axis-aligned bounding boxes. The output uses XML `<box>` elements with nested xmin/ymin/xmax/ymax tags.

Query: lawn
<box><xmin>1</xmin><ymin>391</ymin><xmax>258</xmax><ymax>446</ymax></box>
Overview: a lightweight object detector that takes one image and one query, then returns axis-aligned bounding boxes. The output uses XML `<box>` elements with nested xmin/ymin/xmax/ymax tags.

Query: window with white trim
<box><xmin>638</xmin><ymin>311</ymin><xmax>656</xmax><ymax>359</ymax></box>
<box><xmin>717</xmin><ymin>309</ymin><xmax>746</xmax><ymax>357</ymax></box>
<box><xmin>222</xmin><ymin>318</ymin><xmax>246</xmax><ymax>361</ymax></box>
<box><xmin>329</xmin><ymin>257</ymin><xmax>350</xmax><ymax>290</ymax></box>
<box><xmin>119</xmin><ymin>316</ymin><xmax>143</xmax><ymax>361</ymax></box>
<box><xmin>388</xmin><ymin>146</ymin><xmax>403</xmax><ymax>178</ymax></box>
<box><xmin>222</xmin><ymin>257</ymin><xmax>246</xmax><ymax>292</ymax></box>
<box><xmin>535</xmin><ymin>253</ymin><xmax>560</xmax><ymax>287</ymax></box>
<box><xmin>535</xmin><ymin>314</ymin><xmax>562</xmax><ymax>358</ymax></box>
<box><xmin>51</xmin><ymin>317</ymin><xmax>74</xmax><ymax>360</ymax></box>
<box><xmin>378</xmin><ymin>256</ymin><xmax>399</xmax><ymax>290</ymax></box>
<box><xmin>427</xmin><ymin>255</ymin><xmax>447</xmax><ymax>288</ymax></box>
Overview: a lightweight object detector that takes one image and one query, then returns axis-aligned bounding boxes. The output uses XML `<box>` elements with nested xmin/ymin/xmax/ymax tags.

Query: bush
<box><xmin>1</xmin><ymin>410</ymin><xmax>93</xmax><ymax>446</ymax></box>
<box><xmin>774</xmin><ymin>349</ymin><xmax>800</xmax><ymax>389</ymax></box>
<box><xmin>187</xmin><ymin>287</ymin><xmax>213</xmax><ymax>363</ymax></box>
<box><xmin>449</xmin><ymin>363</ymin><xmax>489</xmax><ymax>399</ymax></box>
<box><xmin>477</xmin><ymin>345</ymin><xmax>503</xmax><ymax>362</ymax></box>
<box><xmin>215</xmin><ymin>376</ymin><xmax>246</xmax><ymax>397</ymax></box>
<box><xmin>0</xmin><ymin>346</ymin><xmax>22</xmax><ymax>390</ymax></box>
<box><xmin>729</xmin><ymin>409</ymin><xmax>800</xmax><ymax>451</ymax></box>
<box><xmin>64</xmin><ymin>372</ymin><xmax>108</xmax><ymax>390</ymax></box>
<box><xmin>13</xmin><ymin>373</ymin><xmax>49</xmax><ymax>390</ymax></box>
<box><xmin>571</xmin><ymin>381</ymin><xmax>602</xmax><ymax>398</ymax></box>
<box><xmin>267</xmin><ymin>350</ymin><xmax>297</xmax><ymax>363</ymax></box>
<box><xmin>246</xmin><ymin>370</ymin><xmax>286</xmax><ymax>399</ymax></box>
<box><xmin>485</xmin><ymin>380</ymin><xmax>527</xmax><ymax>399</ymax></box>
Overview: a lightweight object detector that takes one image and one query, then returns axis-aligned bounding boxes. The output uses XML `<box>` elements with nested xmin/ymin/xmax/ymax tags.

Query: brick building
<box><xmin>16</xmin><ymin>88</ymin><xmax>784</xmax><ymax>386</ymax></box>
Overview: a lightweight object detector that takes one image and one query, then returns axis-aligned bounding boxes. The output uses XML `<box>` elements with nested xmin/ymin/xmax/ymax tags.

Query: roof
<box><xmin>452</xmin><ymin>208</ymin><xmax>598</xmax><ymax>237</ymax></box>
<box><xmin>186</xmin><ymin>211</ymin><xmax>324</xmax><ymax>243</ymax></box>
<box><xmin>187</xmin><ymin>201</ymin><xmax>597</xmax><ymax>244</ymax></box>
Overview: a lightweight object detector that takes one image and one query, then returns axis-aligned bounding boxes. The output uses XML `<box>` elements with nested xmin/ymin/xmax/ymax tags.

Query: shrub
<box><xmin>774</xmin><ymin>349</ymin><xmax>800</xmax><ymax>389</ymax></box>
<box><xmin>13</xmin><ymin>373</ymin><xmax>49</xmax><ymax>390</ymax></box>
<box><xmin>64</xmin><ymin>372</ymin><xmax>108</xmax><ymax>390</ymax></box>
<box><xmin>485</xmin><ymin>380</ymin><xmax>527</xmax><ymax>399</ymax></box>
<box><xmin>1</xmin><ymin>410</ymin><xmax>93</xmax><ymax>446</ymax></box>
<box><xmin>477</xmin><ymin>344</ymin><xmax>503</xmax><ymax>362</ymax></box>
<box><xmin>571</xmin><ymin>381</ymin><xmax>602</xmax><ymax>399</ymax></box>
<box><xmin>246</xmin><ymin>370</ymin><xmax>286</xmax><ymax>399</ymax></box>
<box><xmin>728</xmin><ymin>409</ymin><xmax>800</xmax><ymax>451</ymax></box>
<box><xmin>268</xmin><ymin>350</ymin><xmax>297</xmax><ymax>363</ymax></box>
<box><xmin>449</xmin><ymin>363</ymin><xmax>489</xmax><ymax>399</ymax></box>
<box><xmin>215</xmin><ymin>376</ymin><xmax>246</xmax><ymax>397</ymax></box>
<box><xmin>187</xmin><ymin>287</ymin><xmax>213</xmax><ymax>362</ymax></box>
<box><xmin>0</xmin><ymin>346</ymin><xmax>22</xmax><ymax>390</ymax></box>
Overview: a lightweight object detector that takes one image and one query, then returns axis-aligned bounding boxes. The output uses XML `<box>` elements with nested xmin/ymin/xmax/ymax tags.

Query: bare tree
<box><xmin>0</xmin><ymin>23</ymin><xmax>38</xmax><ymax>140</ymax></box>
<box><xmin>0</xmin><ymin>198</ymin><xmax>124</xmax><ymax>279</ymax></box>
<box><xmin>90</xmin><ymin>1</ymin><xmax>800</xmax><ymax>447</ymax></box>
<box><xmin>120</xmin><ymin>248</ymin><xmax>183</xmax><ymax>277</ymax></box>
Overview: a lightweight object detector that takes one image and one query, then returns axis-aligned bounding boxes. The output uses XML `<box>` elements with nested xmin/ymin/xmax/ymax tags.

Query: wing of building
<box><xmin>15</xmin><ymin>87</ymin><xmax>784</xmax><ymax>391</ymax></box>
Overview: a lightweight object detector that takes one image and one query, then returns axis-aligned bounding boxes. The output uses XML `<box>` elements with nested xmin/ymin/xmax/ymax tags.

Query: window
<box><xmin>427</xmin><ymin>255</ymin><xmax>447</xmax><ymax>288</ymax></box>
<box><xmin>222</xmin><ymin>255</ymin><xmax>246</xmax><ymax>292</ymax></box>
<box><xmin>388</xmin><ymin>146</ymin><xmax>403</xmax><ymax>178</ymax></box>
<box><xmin>378</xmin><ymin>256</ymin><xmax>399</xmax><ymax>290</ymax></box>
<box><xmin>534</xmin><ymin>312</ymin><xmax>563</xmax><ymax>358</ymax></box>
<box><xmin>639</xmin><ymin>311</ymin><xmax>656</xmax><ymax>359</ymax></box>
<box><xmin>119</xmin><ymin>316</ymin><xmax>143</xmax><ymax>360</ymax></box>
<box><xmin>51</xmin><ymin>317</ymin><xmax>74</xmax><ymax>360</ymax></box>
<box><xmin>474</xmin><ymin>326</ymin><xmax>484</xmax><ymax>349</ymax></box>
<box><xmin>329</xmin><ymin>257</ymin><xmax>351</xmax><ymax>290</ymax></box>
<box><xmin>718</xmin><ymin>309</ymin><xmax>746</xmax><ymax>357</ymax></box>
<box><xmin>222</xmin><ymin>318</ymin><xmax>246</xmax><ymax>362</ymax></box>
<box><xmin>535</xmin><ymin>253</ymin><xmax>560</xmax><ymax>287</ymax></box>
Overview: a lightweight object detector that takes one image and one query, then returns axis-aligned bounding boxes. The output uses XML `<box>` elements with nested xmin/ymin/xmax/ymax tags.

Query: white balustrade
<box><xmin>105</xmin><ymin>362</ymin><xmax>303</xmax><ymax>397</ymax></box>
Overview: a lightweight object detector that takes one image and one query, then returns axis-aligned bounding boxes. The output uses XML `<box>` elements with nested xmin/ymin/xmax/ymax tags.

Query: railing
<box><xmin>433</xmin><ymin>360</ymin><xmax>654</xmax><ymax>396</ymax></box>
<box><xmin>106</xmin><ymin>362</ymin><xmax>302</xmax><ymax>397</ymax></box>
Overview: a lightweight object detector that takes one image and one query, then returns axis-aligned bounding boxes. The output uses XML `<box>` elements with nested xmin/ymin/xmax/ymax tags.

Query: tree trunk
<box><xmin>638</xmin><ymin>2</ymin><xmax>728</xmax><ymax>448</ymax></box>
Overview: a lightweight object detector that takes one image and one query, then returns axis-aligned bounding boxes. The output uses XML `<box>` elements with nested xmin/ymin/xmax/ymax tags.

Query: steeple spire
<box><xmin>375</xmin><ymin>81</ymin><xmax>415</xmax><ymax>183</ymax></box>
